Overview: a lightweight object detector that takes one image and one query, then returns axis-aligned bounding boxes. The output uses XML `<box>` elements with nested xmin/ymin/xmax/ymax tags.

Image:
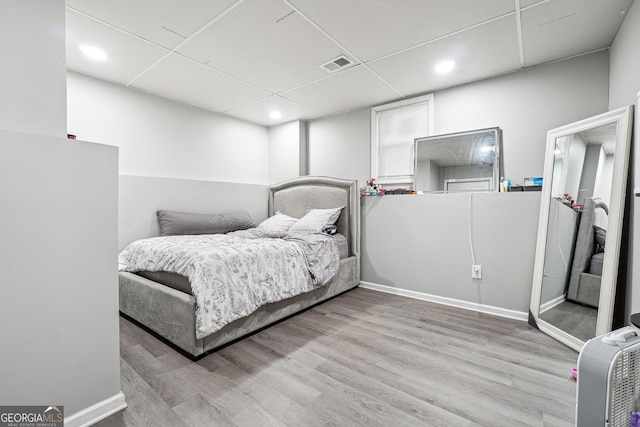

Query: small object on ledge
<box><xmin>67</xmin><ymin>134</ymin><xmax>76</xmax><ymax>139</ymax></box>
<box><xmin>524</xmin><ymin>177</ymin><xmax>543</xmax><ymax>186</ymax></box>
<box><xmin>362</xmin><ymin>177</ymin><xmax>387</xmax><ymax>196</ymax></box>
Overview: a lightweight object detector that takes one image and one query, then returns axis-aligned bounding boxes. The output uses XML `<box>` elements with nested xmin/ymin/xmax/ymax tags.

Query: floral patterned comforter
<box><xmin>118</xmin><ymin>228</ymin><xmax>339</xmax><ymax>339</ymax></box>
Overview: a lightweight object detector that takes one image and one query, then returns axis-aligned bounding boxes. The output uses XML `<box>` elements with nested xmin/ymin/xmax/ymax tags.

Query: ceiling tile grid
<box><xmin>176</xmin><ymin>0</ymin><xmax>346</xmax><ymax>94</ymax></box>
<box><xmin>280</xmin><ymin>65</ymin><xmax>402</xmax><ymax>116</ymax></box>
<box><xmin>288</xmin><ymin>0</ymin><xmax>517</xmax><ymax>62</ymax></box>
<box><xmin>368</xmin><ymin>14</ymin><xmax>522</xmax><ymax>96</ymax></box>
<box><xmin>65</xmin><ymin>9</ymin><xmax>169</xmax><ymax>85</ymax></box>
<box><xmin>65</xmin><ymin>0</ymin><xmax>239</xmax><ymax>50</ymax></box>
<box><xmin>130</xmin><ymin>53</ymin><xmax>272</xmax><ymax>113</ymax></box>
<box><xmin>64</xmin><ymin>0</ymin><xmax>636</xmax><ymax>126</ymax></box>
<box><xmin>225</xmin><ymin>95</ymin><xmax>325</xmax><ymax>126</ymax></box>
<box><xmin>520</xmin><ymin>0</ymin><xmax>634</xmax><ymax>66</ymax></box>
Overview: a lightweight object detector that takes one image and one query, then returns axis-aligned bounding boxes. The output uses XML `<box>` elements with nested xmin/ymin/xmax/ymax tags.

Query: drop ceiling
<box><xmin>65</xmin><ymin>0</ymin><xmax>634</xmax><ymax>127</ymax></box>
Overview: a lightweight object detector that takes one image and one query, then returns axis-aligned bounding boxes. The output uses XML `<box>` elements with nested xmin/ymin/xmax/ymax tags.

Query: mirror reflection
<box><xmin>538</xmin><ymin>122</ymin><xmax>616</xmax><ymax>342</ymax></box>
<box><xmin>530</xmin><ymin>105</ymin><xmax>634</xmax><ymax>352</ymax></box>
<box><xmin>414</xmin><ymin>128</ymin><xmax>502</xmax><ymax>193</ymax></box>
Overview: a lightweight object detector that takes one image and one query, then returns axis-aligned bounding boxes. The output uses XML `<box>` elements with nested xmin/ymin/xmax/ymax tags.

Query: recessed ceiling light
<box><xmin>435</xmin><ymin>60</ymin><xmax>455</xmax><ymax>74</ymax></box>
<box><xmin>79</xmin><ymin>44</ymin><xmax>107</xmax><ymax>61</ymax></box>
<box><xmin>269</xmin><ymin>111</ymin><xmax>282</xmax><ymax>119</ymax></box>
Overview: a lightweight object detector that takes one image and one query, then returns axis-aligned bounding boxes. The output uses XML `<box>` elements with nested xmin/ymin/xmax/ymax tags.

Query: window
<box><xmin>371</xmin><ymin>94</ymin><xmax>434</xmax><ymax>186</ymax></box>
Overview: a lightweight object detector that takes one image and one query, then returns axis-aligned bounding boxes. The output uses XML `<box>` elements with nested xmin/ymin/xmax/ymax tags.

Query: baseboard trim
<box><xmin>359</xmin><ymin>281</ymin><xmax>528</xmax><ymax>322</ymax></box>
<box><xmin>540</xmin><ymin>294</ymin><xmax>566</xmax><ymax>314</ymax></box>
<box><xmin>64</xmin><ymin>392</ymin><xmax>127</xmax><ymax>427</ymax></box>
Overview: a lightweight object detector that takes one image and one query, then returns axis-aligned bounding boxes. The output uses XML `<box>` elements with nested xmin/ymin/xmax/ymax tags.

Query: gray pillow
<box><xmin>157</xmin><ymin>210</ymin><xmax>256</xmax><ymax>236</ymax></box>
<box><xmin>288</xmin><ymin>206</ymin><xmax>343</xmax><ymax>234</ymax></box>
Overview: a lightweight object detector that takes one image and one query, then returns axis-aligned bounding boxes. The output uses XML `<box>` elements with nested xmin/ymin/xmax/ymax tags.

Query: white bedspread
<box><xmin>118</xmin><ymin>229</ymin><xmax>339</xmax><ymax>339</ymax></box>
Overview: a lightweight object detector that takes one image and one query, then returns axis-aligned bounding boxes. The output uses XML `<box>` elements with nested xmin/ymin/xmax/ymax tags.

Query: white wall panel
<box><xmin>0</xmin><ymin>0</ymin><xmax>66</xmax><ymax>137</ymax></box>
<box><xmin>308</xmin><ymin>109</ymin><xmax>370</xmax><ymax>187</ymax></box>
<box><xmin>268</xmin><ymin>120</ymin><xmax>306</xmax><ymax>184</ymax></box>
<box><xmin>0</xmin><ymin>130</ymin><xmax>121</xmax><ymax>418</ymax></box>
<box><xmin>361</xmin><ymin>192</ymin><xmax>541</xmax><ymax>314</ymax></box>
<box><xmin>67</xmin><ymin>72</ymin><xmax>269</xmax><ymax>184</ymax></box>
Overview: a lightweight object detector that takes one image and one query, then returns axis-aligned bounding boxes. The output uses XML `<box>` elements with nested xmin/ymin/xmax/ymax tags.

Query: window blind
<box><xmin>376</xmin><ymin>100</ymin><xmax>430</xmax><ymax>180</ymax></box>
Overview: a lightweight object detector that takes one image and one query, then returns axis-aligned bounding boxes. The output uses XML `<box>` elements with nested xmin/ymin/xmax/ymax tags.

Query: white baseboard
<box><xmin>540</xmin><ymin>294</ymin><xmax>566</xmax><ymax>314</ymax></box>
<box><xmin>64</xmin><ymin>392</ymin><xmax>127</xmax><ymax>427</ymax></box>
<box><xmin>359</xmin><ymin>281</ymin><xmax>528</xmax><ymax>322</ymax></box>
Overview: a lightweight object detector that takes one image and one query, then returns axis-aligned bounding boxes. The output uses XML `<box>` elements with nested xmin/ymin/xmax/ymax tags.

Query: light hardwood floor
<box><xmin>98</xmin><ymin>288</ymin><xmax>578</xmax><ymax>427</ymax></box>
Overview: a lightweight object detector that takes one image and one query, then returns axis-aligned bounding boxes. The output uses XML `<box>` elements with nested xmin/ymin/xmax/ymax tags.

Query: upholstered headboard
<box><xmin>269</xmin><ymin>176</ymin><xmax>360</xmax><ymax>258</ymax></box>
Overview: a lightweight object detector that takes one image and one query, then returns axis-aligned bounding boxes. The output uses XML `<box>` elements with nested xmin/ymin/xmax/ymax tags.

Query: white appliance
<box><xmin>576</xmin><ymin>326</ymin><xmax>640</xmax><ymax>426</ymax></box>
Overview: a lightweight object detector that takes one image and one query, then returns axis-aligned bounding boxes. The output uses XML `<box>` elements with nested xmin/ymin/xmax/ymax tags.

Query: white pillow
<box><xmin>258</xmin><ymin>212</ymin><xmax>298</xmax><ymax>232</ymax></box>
<box><xmin>288</xmin><ymin>206</ymin><xmax>343</xmax><ymax>233</ymax></box>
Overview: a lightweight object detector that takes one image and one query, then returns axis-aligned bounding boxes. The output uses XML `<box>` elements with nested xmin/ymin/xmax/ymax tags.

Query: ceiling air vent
<box><xmin>320</xmin><ymin>55</ymin><xmax>354</xmax><ymax>73</ymax></box>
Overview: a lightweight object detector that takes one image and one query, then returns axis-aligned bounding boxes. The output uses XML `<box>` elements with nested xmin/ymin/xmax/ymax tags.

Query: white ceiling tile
<box><xmin>290</xmin><ymin>0</ymin><xmax>516</xmax><ymax>62</ymax></box>
<box><xmin>226</xmin><ymin>96</ymin><xmax>324</xmax><ymax>127</ymax></box>
<box><xmin>177</xmin><ymin>0</ymin><xmax>345</xmax><ymax>93</ymax></box>
<box><xmin>66</xmin><ymin>10</ymin><xmax>168</xmax><ymax>85</ymax></box>
<box><xmin>65</xmin><ymin>0</ymin><xmax>238</xmax><ymax>49</ymax></box>
<box><xmin>521</xmin><ymin>0</ymin><xmax>634</xmax><ymax>66</ymax></box>
<box><xmin>281</xmin><ymin>66</ymin><xmax>401</xmax><ymax>115</ymax></box>
<box><xmin>368</xmin><ymin>15</ymin><xmax>522</xmax><ymax>96</ymax></box>
<box><xmin>131</xmin><ymin>54</ymin><xmax>271</xmax><ymax>112</ymax></box>
<box><xmin>64</xmin><ymin>0</ymin><xmax>633</xmax><ymax>127</ymax></box>
<box><xmin>520</xmin><ymin>0</ymin><xmax>546</xmax><ymax>8</ymax></box>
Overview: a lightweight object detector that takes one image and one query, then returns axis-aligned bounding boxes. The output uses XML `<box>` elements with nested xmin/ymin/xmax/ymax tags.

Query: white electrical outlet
<box><xmin>471</xmin><ymin>265</ymin><xmax>482</xmax><ymax>279</ymax></box>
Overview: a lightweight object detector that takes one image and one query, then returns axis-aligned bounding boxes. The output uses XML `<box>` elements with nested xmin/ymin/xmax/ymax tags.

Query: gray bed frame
<box><xmin>119</xmin><ymin>176</ymin><xmax>360</xmax><ymax>358</ymax></box>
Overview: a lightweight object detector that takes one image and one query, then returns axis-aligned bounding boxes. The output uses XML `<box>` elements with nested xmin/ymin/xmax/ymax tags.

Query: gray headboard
<box><xmin>269</xmin><ymin>176</ymin><xmax>360</xmax><ymax>258</ymax></box>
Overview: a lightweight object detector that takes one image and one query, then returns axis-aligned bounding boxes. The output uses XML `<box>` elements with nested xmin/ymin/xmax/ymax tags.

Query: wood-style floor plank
<box><xmin>97</xmin><ymin>288</ymin><xmax>578</xmax><ymax>427</ymax></box>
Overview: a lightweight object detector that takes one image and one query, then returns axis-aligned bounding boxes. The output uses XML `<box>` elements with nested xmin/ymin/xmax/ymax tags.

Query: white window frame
<box><xmin>371</xmin><ymin>94</ymin><xmax>434</xmax><ymax>186</ymax></box>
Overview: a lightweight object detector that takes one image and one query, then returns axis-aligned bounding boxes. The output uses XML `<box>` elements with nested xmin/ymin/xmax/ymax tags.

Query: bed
<box><xmin>118</xmin><ymin>176</ymin><xmax>360</xmax><ymax>358</ymax></box>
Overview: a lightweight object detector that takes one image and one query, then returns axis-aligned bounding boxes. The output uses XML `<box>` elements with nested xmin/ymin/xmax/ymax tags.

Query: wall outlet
<box><xmin>471</xmin><ymin>265</ymin><xmax>482</xmax><ymax>279</ymax></box>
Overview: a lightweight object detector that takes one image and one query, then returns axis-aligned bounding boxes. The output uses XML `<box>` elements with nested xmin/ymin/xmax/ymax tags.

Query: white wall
<box><xmin>268</xmin><ymin>120</ymin><xmax>307</xmax><ymax>184</ymax></box>
<box><xmin>308</xmin><ymin>108</ymin><xmax>371</xmax><ymax>186</ymax></box>
<box><xmin>541</xmin><ymin>199</ymin><xmax>580</xmax><ymax>305</ymax></box>
<box><xmin>609</xmin><ymin>0</ymin><xmax>640</xmax><ymax>318</ymax></box>
<box><xmin>0</xmin><ymin>131</ymin><xmax>123</xmax><ymax>422</ymax></box>
<box><xmin>119</xmin><ymin>175</ymin><xmax>268</xmax><ymax>250</ymax></box>
<box><xmin>309</xmin><ymin>51</ymin><xmax>610</xmax><ymax>315</ymax></box>
<box><xmin>0</xmin><ymin>0</ymin><xmax>67</xmax><ymax>138</ymax></box>
<box><xmin>362</xmin><ymin>192</ymin><xmax>541</xmax><ymax>316</ymax></box>
<box><xmin>0</xmin><ymin>2</ymin><xmax>123</xmax><ymax>424</ymax></box>
<box><xmin>435</xmin><ymin>51</ymin><xmax>609</xmax><ymax>183</ymax></box>
<box><xmin>309</xmin><ymin>52</ymin><xmax>609</xmax><ymax>189</ymax></box>
<box><xmin>67</xmin><ymin>72</ymin><xmax>269</xmax><ymax>184</ymax></box>
<box><xmin>564</xmin><ymin>133</ymin><xmax>588</xmax><ymax>203</ymax></box>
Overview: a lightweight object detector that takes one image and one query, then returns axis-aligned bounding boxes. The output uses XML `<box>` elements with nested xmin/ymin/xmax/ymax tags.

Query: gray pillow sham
<box><xmin>157</xmin><ymin>209</ymin><xmax>256</xmax><ymax>236</ymax></box>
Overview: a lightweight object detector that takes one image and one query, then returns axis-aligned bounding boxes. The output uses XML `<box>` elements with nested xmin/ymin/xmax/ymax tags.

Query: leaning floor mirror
<box><xmin>529</xmin><ymin>106</ymin><xmax>633</xmax><ymax>351</ymax></box>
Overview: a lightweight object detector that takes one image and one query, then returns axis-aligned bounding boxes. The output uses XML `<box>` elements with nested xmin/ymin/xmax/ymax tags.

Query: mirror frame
<box><xmin>529</xmin><ymin>106</ymin><xmax>633</xmax><ymax>351</ymax></box>
<box><xmin>413</xmin><ymin>127</ymin><xmax>502</xmax><ymax>193</ymax></box>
